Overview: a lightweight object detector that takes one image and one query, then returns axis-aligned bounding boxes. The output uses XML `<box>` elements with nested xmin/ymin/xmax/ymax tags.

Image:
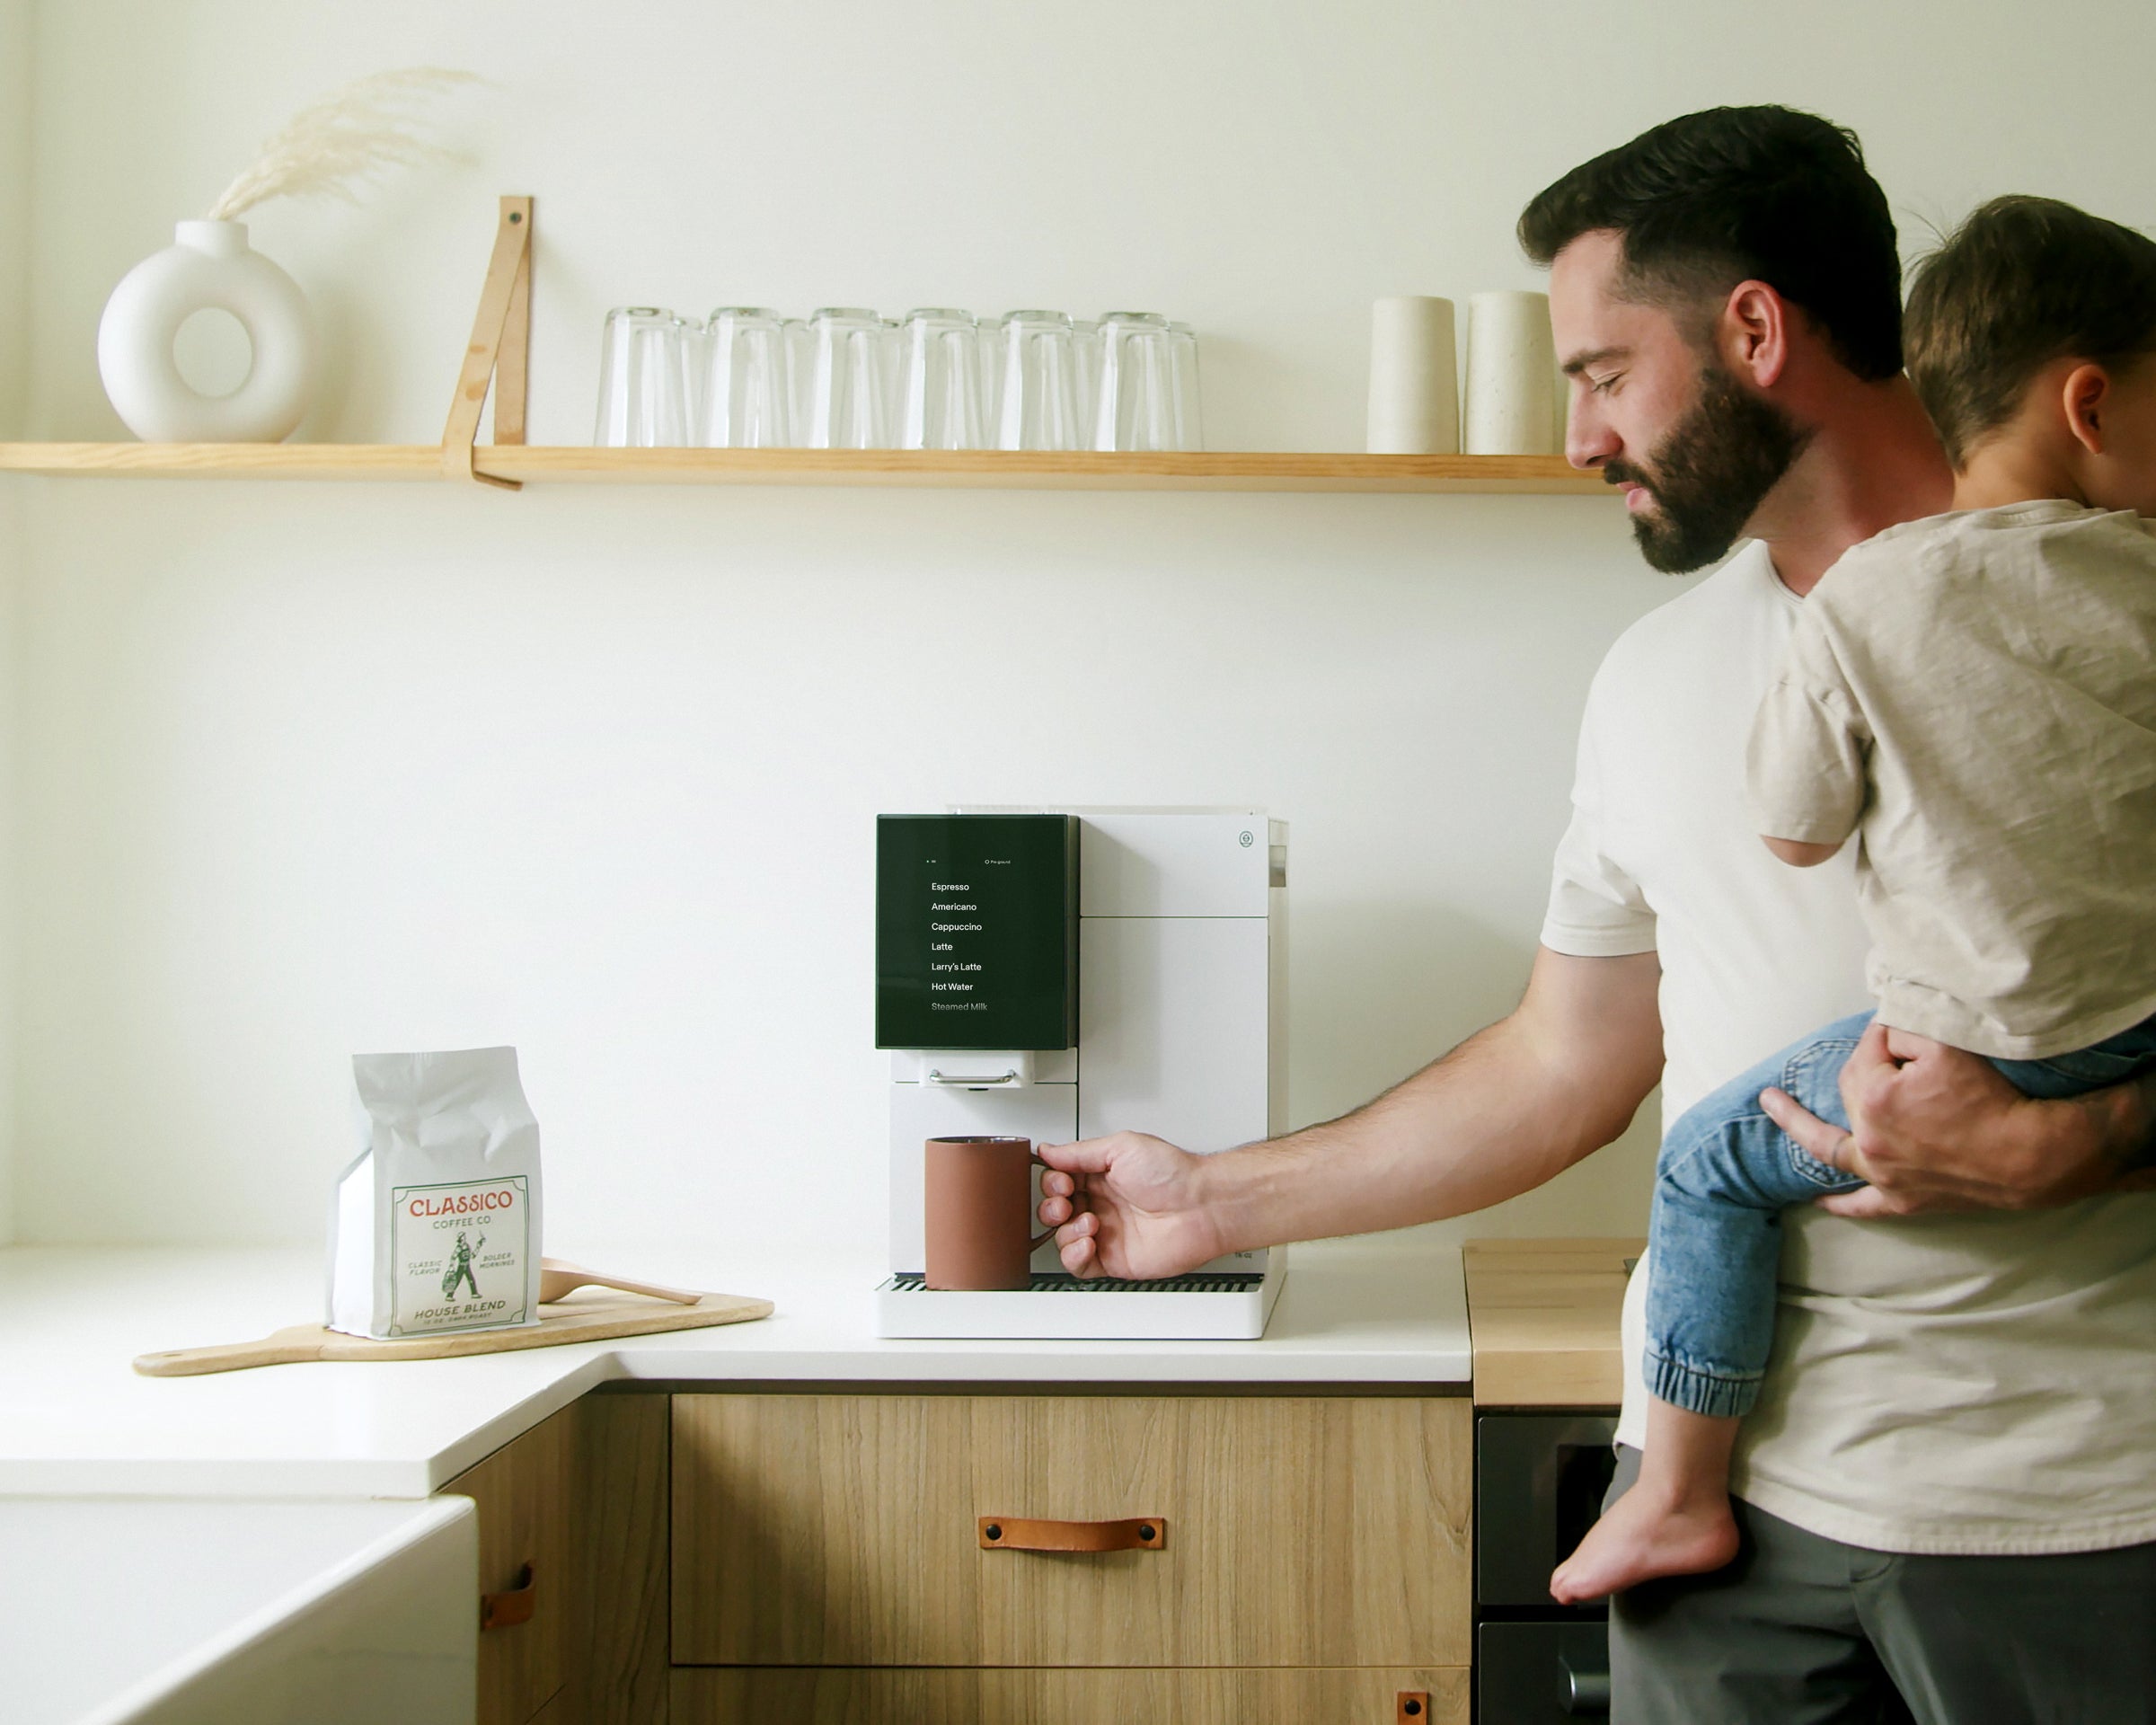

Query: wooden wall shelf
<box><xmin>6</xmin><ymin>199</ymin><xmax>1602</xmax><ymax>498</ymax></box>
<box><xmin>0</xmin><ymin>444</ymin><xmax>1605</xmax><ymax>494</ymax></box>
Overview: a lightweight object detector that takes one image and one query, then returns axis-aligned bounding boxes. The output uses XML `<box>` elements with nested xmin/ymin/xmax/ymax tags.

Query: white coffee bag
<box><xmin>327</xmin><ymin>1047</ymin><xmax>543</xmax><ymax>1340</ymax></box>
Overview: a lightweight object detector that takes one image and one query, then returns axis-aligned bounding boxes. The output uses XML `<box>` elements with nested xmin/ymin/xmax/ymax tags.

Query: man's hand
<box><xmin>1758</xmin><ymin>1020</ymin><xmax>2156</xmax><ymax>1216</ymax></box>
<box><xmin>1035</xmin><ymin>1133</ymin><xmax>1225</xmax><ymax>1280</ymax></box>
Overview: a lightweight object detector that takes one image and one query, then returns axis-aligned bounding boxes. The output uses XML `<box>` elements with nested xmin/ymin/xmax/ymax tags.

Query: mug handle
<box><xmin>1029</xmin><ymin>1150</ymin><xmax>1062</xmax><ymax>1252</ymax></box>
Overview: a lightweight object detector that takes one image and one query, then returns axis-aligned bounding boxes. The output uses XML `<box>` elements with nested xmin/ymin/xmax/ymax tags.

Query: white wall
<box><xmin>11</xmin><ymin>0</ymin><xmax>2156</xmax><ymax>1262</ymax></box>
<box><xmin>0</xmin><ymin>0</ymin><xmax>31</xmax><ymax>1241</ymax></box>
<box><xmin>0</xmin><ymin>0</ymin><xmax>25</xmax><ymax>434</ymax></box>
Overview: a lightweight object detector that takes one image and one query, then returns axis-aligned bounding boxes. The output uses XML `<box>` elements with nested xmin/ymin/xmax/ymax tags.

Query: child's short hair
<box><xmin>1905</xmin><ymin>196</ymin><xmax>2156</xmax><ymax>466</ymax></box>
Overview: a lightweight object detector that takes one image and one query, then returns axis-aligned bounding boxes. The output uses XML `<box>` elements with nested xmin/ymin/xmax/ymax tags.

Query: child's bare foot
<box><xmin>1549</xmin><ymin>1479</ymin><xmax>1739</xmax><ymax>1604</ymax></box>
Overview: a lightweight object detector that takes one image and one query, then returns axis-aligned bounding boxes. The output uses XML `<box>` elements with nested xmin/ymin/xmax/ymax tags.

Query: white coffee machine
<box><xmin>875</xmin><ymin>806</ymin><xmax>1288</xmax><ymax>1340</ymax></box>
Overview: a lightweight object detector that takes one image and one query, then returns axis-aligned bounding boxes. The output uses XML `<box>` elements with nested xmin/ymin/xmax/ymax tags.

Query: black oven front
<box><xmin>1475</xmin><ymin>1411</ymin><xmax>1619</xmax><ymax>1721</ymax></box>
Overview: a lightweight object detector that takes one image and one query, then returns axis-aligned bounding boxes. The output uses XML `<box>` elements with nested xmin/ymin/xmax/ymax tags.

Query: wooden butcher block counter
<box><xmin>1462</xmin><ymin>1238</ymin><xmax>1642</xmax><ymax>1408</ymax></box>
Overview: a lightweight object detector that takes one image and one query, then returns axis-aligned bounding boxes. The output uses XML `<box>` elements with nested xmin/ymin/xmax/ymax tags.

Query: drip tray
<box><xmin>886</xmin><ymin>1271</ymin><xmax>1263</xmax><ymax>1295</ymax></box>
<box><xmin>874</xmin><ymin>1256</ymin><xmax>1286</xmax><ymax>1340</ymax></box>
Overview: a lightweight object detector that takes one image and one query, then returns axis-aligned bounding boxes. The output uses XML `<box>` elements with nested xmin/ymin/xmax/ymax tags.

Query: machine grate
<box><xmin>887</xmin><ymin>1271</ymin><xmax>1264</xmax><ymax>1295</ymax></box>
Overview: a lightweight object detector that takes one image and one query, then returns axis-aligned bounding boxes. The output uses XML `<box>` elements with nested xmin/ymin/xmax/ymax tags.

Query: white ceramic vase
<box><xmin>96</xmin><ymin>219</ymin><xmax>314</xmax><ymax>442</ymax></box>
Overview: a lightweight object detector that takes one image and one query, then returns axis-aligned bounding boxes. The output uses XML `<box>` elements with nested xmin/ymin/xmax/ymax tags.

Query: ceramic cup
<box><xmin>923</xmin><ymin>1136</ymin><xmax>1055</xmax><ymax>1290</ymax></box>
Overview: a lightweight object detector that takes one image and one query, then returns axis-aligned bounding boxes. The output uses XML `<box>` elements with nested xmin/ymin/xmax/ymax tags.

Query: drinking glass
<box><xmin>697</xmin><ymin>306</ymin><xmax>793</xmax><ymax>447</ymax></box>
<box><xmin>782</xmin><ymin>318</ymin><xmax>815</xmax><ymax>447</ymax></box>
<box><xmin>1092</xmin><ymin>312</ymin><xmax>1177</xmax><ymax>453</ymax></box>
<box><xmin>807</xmin><ymin>307</ymin><xmax>891</xmax><ymax>448</ymax></box>
<box><xmin>593</xmin><ymin>306</ymin><xmax>692</xmax><ymax>447</ymax></box>
<box><xmin>995</xmin><ymin>311</ymin><xmax>1083</xmax><ymax>451</ymax></box>
<box><xmin>880</xmin><ymin>317</ymin><xmax>907</xmax><ymax>430</ymax></box>
<box><xmin>1168</xmin><ymin>322</ymin><xmax>1204</xmax><ymax>451</ymax></box>
<box><xmin>897</xmin><ymin>308</ymin><xmax>986</xmax><ymax>450</ymax></box>
<box><xmin>1072</xmin><ymin>319</ymin><xmax>1102</xmax><ymax>447</ymax></box>
<box><xmin>976</xmin><ymin>315</ymin><xmax>1005</xmax><ymax>436</ymax></box>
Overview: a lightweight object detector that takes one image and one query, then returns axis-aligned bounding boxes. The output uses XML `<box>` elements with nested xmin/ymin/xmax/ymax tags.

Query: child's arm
<box><xmin>1764</xmin><ymin>836</ymin><xmax>1843</xmax><ymax>867</ymax></box>
<box><xmin>1745</xmin><ymin>606</ymin><xmax>1869</xmax><ymax>866</ymax></box>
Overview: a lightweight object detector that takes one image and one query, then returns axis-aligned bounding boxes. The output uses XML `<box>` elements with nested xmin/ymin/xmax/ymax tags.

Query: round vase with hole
<box><xmin>96</xmin><ymin>219</ymin><xmax>314</xmax><ymax>442</ymax></box>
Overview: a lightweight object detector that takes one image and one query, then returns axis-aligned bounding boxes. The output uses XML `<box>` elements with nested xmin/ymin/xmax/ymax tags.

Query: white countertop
<box><xmin>1</xmin><ymin>1494</ymin><xmax>472</xmax><ymax>1725</ymax></box>
<box><xmin>0</xmin><ymin>1237</ymin><xmax>1469</xmax><ymax>1499</ymax></box>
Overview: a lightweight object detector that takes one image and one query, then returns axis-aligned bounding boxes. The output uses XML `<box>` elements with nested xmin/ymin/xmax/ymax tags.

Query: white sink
<box><xmin>1</xmin><ymin>1494</ymin><xmax>476</xmax><ymax>1725</ymax></box>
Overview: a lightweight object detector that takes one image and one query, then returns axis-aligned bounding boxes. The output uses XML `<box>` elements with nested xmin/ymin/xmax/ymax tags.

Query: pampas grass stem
<box><xmin>207</xmin><ymin>67</ymin><xmax>481</xmax><ymax>222</ymax></box>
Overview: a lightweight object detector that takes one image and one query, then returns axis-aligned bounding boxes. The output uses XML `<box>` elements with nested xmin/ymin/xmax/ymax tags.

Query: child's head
<box><xmin>1905</xmin><ymin>196</ymin><xmax>2156</xmax><ymax>509</ymax></box>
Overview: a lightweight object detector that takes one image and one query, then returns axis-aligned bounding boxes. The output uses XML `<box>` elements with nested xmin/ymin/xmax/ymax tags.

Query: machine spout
<box><xmin>922</xmin><ymin>1051</ymin><xmax>1035</xmax><ymax>1090</ymax></box>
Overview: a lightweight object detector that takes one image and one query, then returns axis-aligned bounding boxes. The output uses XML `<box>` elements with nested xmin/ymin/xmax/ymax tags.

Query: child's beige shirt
<box><xmin>1747</xmin><ymin>499</ymin><xmax>2156</xmax><ymax>1059</ymax></box>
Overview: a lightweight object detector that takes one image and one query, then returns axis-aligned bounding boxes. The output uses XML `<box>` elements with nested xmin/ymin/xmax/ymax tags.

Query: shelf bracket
<box><xmin>441</xmin><ymin>195</ymin><xmax>532</xmax><ymax>491</ymax></box>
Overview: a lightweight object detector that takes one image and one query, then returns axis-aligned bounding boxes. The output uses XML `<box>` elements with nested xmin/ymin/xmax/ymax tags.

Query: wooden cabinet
<box><xmin>672</xmin><ymin>1666</ymin><xmax>1470</xmax><ymax>1724</ymax></box>
<box><xmin>442</xmin><ymin>1392</ymin><xmax>670</xmax><ymax>1725</ymax></box>
<box><xmin>447</xmin><ymin>1408</ymin><xmax>577</xmax><ymax>1725</ymax></box>
<box><xmin>671</xmin><ymin>1390</ymin><xmax>1471</xmax><ymax>1705</ymax></box>
<box><xmin>442</xmin><ymin>1386</ymin><xmax>1474</xmax><ymax>1725</ymax></box>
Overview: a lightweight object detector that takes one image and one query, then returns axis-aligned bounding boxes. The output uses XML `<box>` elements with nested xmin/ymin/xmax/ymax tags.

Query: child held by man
<box><xmin>1553</xmin><ymin>195</ymin><xmax>2156</xmax><ymax>1605</ymax></box>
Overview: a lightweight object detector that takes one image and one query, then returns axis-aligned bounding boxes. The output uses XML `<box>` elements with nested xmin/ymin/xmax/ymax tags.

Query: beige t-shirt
<box><xmin>1747</xmin><ymin>500</ymin><xmax>2156</xmax><ymax>1059</ymax></box>
<box><xmin>1545</xmin><ymin>539</ymin><xmax>2156</xmax><ymax>1556</ymax></box>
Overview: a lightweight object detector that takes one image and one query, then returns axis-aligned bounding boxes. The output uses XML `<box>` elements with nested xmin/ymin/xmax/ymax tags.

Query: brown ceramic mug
<box><xmin>923</xmin><ymin>1136</ymin><xmax>1056</xmax><ymax>1290</ymax></box>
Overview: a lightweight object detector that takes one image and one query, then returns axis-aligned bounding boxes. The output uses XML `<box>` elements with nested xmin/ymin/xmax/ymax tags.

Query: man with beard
<box><xmin>1036</xmin><ymin>107</ymin><xmax>2156</xmax><ymax>1719</ymax></box>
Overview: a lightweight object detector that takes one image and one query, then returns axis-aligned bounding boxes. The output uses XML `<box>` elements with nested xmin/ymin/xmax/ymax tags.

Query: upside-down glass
<box><xmin>996</xmin><ymin>311</ymin><xmax>1084</xmax><ymax>451</ymax></box>
<box><xmin>1169</xmin><ymin>322</ymin><xmax>1203</xmax><ymax>451</ymax></box>
<box><xmin>1091</xmin><ymin>312</ymin><xmax>1178</xmax><ymax>452</ymax></box>
<box><xmin>697</xmin><ymin>306</ymin><xmax>793</xmax><ymax>447</ymax></box>
<box><xmin>594</xmin><ymin>306</ymin><xmax>693</xmax><ymax>447</ymax></box>
<box><xmin>1072</xmin><ymin>319</ymin><xmax>1101</xmax><ymax>447</ymax></box>
<box><xmin>782</xmin><ymin>318</ymin><xmax>814</xmax><ymax>448</ymax></box>
<box><xmin>897</xmin><ymin>308</ymin><xmax>986</xmax><ymax>450</ymax></box>
<box><xmin>976</xmin><ymin>316</ymin><xmax>1005</xmax><ymax>436</ymax></box>
<box><xmin>807</xmin><ymin>306</ymin><xmax>891</xmax><ymax>449</ymax></box>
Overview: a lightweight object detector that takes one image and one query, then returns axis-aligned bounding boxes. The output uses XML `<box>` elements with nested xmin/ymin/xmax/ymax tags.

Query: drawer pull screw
<box><xmin>1396</xmin><ymin>1694</ymin><xmax>1430</xmax><ymax>1723</ymax></box>
<box><xmin>984</xmin><ymin>1524</ymin><xmax>1003</xmax><ymax>1541</ymax></box>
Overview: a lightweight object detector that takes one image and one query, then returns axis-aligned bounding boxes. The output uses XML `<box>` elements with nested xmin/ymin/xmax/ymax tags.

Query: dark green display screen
<box><xmin>876</xmin><ymin>814</ymin><xmax>1078</xmax><ymax>1051</ymax></box>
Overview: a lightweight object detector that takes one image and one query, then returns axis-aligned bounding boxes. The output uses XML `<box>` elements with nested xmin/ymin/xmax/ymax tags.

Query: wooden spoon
<box><xmin>538</xmin><ymin>1257</ymin><xmax>702</xmax><ymax>1305</ymax></box>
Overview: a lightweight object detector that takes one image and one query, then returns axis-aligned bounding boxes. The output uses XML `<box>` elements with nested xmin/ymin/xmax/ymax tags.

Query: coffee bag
<box><xmin>327</xmin><ymin>1047</ymin><xmax>543</xmax><ymax>1340</ymax></box>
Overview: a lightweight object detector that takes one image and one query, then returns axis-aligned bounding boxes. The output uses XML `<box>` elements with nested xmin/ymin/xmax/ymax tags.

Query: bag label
<box><xmin>388</xmin><ymin>1176</ymin><xmax>532</xmax><ymax>1335</ymax></box>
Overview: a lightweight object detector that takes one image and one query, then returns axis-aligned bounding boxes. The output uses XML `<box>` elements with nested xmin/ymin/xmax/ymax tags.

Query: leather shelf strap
<box><xmin>481</xmin><ymin>1561</ymin><xmax>537</xmax><ymax>1630</ymax></box>
<box><xmin>976</xmin><ymin>1516</ymin><xmax>1166</xmax><ymax>1552</ymax></box>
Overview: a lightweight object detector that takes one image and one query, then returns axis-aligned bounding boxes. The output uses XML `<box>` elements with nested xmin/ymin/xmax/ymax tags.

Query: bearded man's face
<box><xmin>1550</xmin><ymin>231</ymin><xmax>1813</xmax><ymax>572</ymax></box>
<box><xmin>1604</xmin><ymin>361</ymin><xmax>1812</xmax><ymax>572</ymax></box>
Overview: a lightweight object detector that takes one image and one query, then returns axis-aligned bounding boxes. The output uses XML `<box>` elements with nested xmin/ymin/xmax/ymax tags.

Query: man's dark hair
<box><xmin>1904</xmin><ymin>195</ymin><xmax>2156</xmax><ymax>466</ymax></box>
<box><xmin>1518</xmin><ymin>106</ymin><xmax>1903</xmax><ymax>382</ymax></box>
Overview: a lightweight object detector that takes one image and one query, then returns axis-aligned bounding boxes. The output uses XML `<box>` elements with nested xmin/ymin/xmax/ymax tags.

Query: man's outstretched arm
<box><xmin>1763</xmin><ymin>1020</ymin><xmax>2156</xmax><ymax>1215</ymax></box>
<box><xmin>1036</xmin><ymin>946</ymin><xmax>1666</xmax><ymax>1279</ymax></box>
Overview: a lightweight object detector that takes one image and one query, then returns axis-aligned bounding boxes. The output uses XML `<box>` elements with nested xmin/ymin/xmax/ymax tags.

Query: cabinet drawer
<box><xmin>446</xmin><ymin>1408</ymin><xmax>576</xmax><ymax>1725</ymax></box>
<box><xmin>673</xmin><ymin>1666</ymin><xmax>1469</xmax><ymax>1724</ymax></box>
<box><xmin>672</xmin><ymin>1393</ymin><xmax>1470</xmax><ymax>1668</ymax></box>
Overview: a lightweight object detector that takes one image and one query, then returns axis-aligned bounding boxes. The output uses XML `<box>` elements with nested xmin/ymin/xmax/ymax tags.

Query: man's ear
<box><xmin>2063</xmin><ymin>362</ymin><xmax>2110</xmax><ymax>456</ymax></box>
<box><xmin>1719</xmin><ymin>280</ymin><xmax>1791</xmax><ymax>389</ymax></box>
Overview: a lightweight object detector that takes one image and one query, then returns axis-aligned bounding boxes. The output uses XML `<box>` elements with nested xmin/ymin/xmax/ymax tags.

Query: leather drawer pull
<box><xmin>481</xmin><ymin>1561</ymin><xmax>536</xmax><ymax>1630</ymax></box>
<box><xmin>1396</xmin><ymin>1694</ymin><xmax>1430</xmax><ymax>1724</ymax></box>
<box><xmin>976</xmin><ymin>1516</ymin><xmax>1166</xmax><ymax>1552</ymax></box>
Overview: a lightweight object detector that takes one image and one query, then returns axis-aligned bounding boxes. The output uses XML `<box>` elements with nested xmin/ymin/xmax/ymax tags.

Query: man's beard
<box><xmin>1607</xmin><ymin>365</ymin><xmax>1812</xmax><ymax>573</ymax></box>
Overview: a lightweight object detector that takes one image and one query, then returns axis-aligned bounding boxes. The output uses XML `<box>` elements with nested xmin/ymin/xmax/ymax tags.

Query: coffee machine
<box><xmin>875</xmin><ymin>807</ymin><xmax>1288</xmax><ymax>1340</ymax></box>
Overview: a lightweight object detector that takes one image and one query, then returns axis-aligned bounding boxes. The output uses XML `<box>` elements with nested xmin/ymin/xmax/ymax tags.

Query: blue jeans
<box><xmin>1645</xmin><ymin>1008</ymin><xmax>2156</xmax><ymax>1419</ymax></box>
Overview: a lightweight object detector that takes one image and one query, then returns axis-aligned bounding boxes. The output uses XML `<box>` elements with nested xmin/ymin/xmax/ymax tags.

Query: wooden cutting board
<box><xmin>133</xmin><ymin>1287</ymin><xmax>774</xmax><ymax>1377</ymax></box>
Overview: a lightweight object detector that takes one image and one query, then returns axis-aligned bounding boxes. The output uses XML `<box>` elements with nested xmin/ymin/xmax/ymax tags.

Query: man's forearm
<box><xmin>1820</xmin><ymin>1023</ymin><xmax>2156</xmax><ymax>1215</ymax></box>
<box><xmin>2019</xmin><ymin>1066</ymin><xmax>2156</xmax><ymax>1194</ymax></box>
<box><xmin>1193</xmin><ymin>948</ymin><xmax>1665</xmax><ymax>1254</ymax></box>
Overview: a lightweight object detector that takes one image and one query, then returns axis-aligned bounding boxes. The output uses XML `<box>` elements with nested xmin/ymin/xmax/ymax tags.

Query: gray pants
<box><xmin>1605</xmin><ymin>1446</ymin><xmax>2156</xmax><ymax>1724</ymax></box>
